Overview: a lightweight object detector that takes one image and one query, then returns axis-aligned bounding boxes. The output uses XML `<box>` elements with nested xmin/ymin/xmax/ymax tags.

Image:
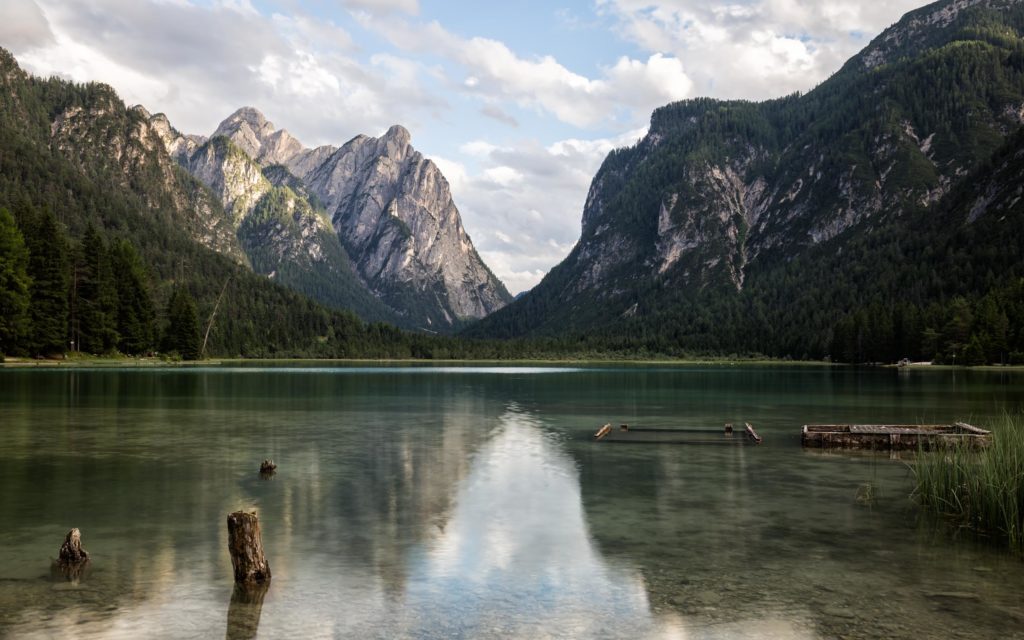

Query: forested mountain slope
<box><xmin>468</xmin><ymin>0</ymin><xmax>1024</xmax><ymax>363</ymax></box>
<box><xmin>0</xmin><ymin>48</ymin><xmax>436</xmax><ymax>358</ymax></box>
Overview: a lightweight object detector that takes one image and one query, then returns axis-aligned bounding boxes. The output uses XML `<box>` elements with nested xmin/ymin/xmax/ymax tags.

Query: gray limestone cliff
<box><xmin>300</xmin><ymin>124</ymin><xmax>510</xmax><ymax>324</ymax></box>
<box><xmin>165</xmin><ymin>107</ymin><xmax>510</xmax><ymax>329</ymax></box>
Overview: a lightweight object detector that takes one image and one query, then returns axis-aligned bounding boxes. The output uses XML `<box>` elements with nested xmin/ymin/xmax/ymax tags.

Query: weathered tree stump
<box><xmin>227</xmin><ymin>511</ymin><xmax>271</xmax><ymax>584</ymax></box>
<box><xmin>54</xmin><ymin>527</ymin><xmax>89</xmax><ymax>581</ymax></box>
<box><xmin>259</xmin><ymin>459</ymin><xmax>276</xmax><ymax>475</ymax></box>
<box><xmin>58</xmin><ymin>528</ymin><xmax>89</xmax><ymax>566</ymax></box>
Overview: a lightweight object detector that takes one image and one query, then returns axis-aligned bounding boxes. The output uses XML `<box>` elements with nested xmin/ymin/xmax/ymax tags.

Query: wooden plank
<box><xmin>595</xmin><ymin>423</ymin><xmax>761</xmax><ymax>445</ymax></box>
<box><xmin>745</xmin><ymin>423</ymin><xmax>763</xmax><ymax>444</ymax></box>
<box><xmin>800</xmin><ymin>422</ymin><xmax>990</xmax><ymax>450</ymax></box>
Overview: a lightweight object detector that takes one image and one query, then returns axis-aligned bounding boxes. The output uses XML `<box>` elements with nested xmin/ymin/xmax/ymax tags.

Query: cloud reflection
<box><xmin>396</xmin><ymin>408</ymin><xmax>671</xmax><ymax>638</ymax></box>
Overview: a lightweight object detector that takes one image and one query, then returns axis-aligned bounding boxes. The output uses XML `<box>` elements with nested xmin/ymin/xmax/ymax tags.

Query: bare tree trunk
<box><xmin>202</xmin><ymin>277</ymin><xmax>231</xmax><ymax>359</ymax></box>
<box><xmin>226</xmin><ymin>511</ymin><xmax>271</xmax><ymax>584</ymax></box>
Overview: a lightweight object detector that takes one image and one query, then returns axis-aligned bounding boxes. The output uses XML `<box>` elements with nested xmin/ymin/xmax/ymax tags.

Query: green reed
<box><xmin>912</xmin><ymin>414</ymin><xmax>1024</xmax><ymax>553</ymax></box>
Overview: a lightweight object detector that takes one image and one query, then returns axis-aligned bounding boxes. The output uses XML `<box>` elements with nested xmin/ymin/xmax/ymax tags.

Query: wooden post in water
<box><xmin>58</xmin><ymin>528</ymin><xmax>89</xmax><ymax>566</ymax></box>
<box><xmin>227</xmin><ymin>511</ymin><xmax>271</xmax><ymax>585</ymax></box>
<box><xmin>54</xmin><ymin>527</ymin><xmax>89</xmax><ymax>581</ymax></box>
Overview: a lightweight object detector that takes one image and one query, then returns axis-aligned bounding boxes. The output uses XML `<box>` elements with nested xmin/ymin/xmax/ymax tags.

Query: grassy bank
<box><xmin>913</xmin><ymin>414</ymin><xmax>1024</xmax><ymax>553</ymax></box>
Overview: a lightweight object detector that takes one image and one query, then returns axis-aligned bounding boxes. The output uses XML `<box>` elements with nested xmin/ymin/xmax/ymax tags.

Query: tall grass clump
<box><xmin>912</xmin><ymin>414</ymin><xmax>1024</xmax><ymax>553</ymax></box>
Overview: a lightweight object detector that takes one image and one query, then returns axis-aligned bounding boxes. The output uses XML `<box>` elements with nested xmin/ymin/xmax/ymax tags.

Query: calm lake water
<box><xmin>1</xmin><ymin>364</ymin><xmax>1023</xmax><ymax>639</ymax></box>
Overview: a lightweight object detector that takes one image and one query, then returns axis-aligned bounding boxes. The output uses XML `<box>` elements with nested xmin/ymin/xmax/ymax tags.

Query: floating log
<box><xmin>594</xmin><ymin>423</ymin><xmax>763</xmax><ymax>445</ymax></box>
<box><xmin>227</xmin><ymin>511</ymin><xmax>271</xmax><ymax>585</ymax></box>
<box><xmin>801</xmin><ymin>422</ymin><xmax>990</xmax><ymax>451</ymax></box>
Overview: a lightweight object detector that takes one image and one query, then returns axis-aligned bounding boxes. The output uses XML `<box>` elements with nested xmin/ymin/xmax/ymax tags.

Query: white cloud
<box><xmin>459</xmin><ymin>140</ymin><xmax>500</xmax><ymax>157</ymax></box>
<box><xmin>339</xmin><ymin>0</ymin><xmax>419</xmax><ymax>15</ymax></box>
<box><xmin>479</xmin><ymin>104</ymin><xmax>518</xmax><ymax>127</ymax></box>
<box><xmin>440</xmin><ymin>127</ymin><xmax>645</xmax><ymax>294</ymax></box>
<box><xmin>271</xmin><ymin>12</ymin><xmax>354</xmax><ymax>52</ymax></box>
<box><xmin>0</xmin><ymin>0</ymin><xmax>55</xmax><ymax>51</ymax></box>
<box><xmin>482</xmin><ymin>166</ymin><xmax>523</xmax><ymax>187</ymax></box>
<box><xmin>363</xmin><ymin>17</ymin><xmax>693</xmax><ymax>129</ymax></box>
<box><xmin>3</xmin><ymin>0</ymin><xmax>441</xmax><ymax>147</ymax></box>
<box><xmin>596</xmin><ymin>0</ymin><xmax>924</xmax><ymax>99</ymax></box>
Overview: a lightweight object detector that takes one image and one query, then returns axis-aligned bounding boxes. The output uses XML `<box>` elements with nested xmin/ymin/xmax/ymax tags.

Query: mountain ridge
<box><xmin>156</xmin><ymin>105</ymin><xmax>511</xmax><ymax>330</ymax></box>
<box><xmin>467</xmin><ymin>0</ymin><xmax>1024</xmax><ymax>362</ymax></box>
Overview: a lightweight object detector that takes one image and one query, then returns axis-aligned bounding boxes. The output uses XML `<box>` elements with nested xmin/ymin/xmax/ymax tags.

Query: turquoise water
<box><xmin>0</xmin><ymin>365</ymin><xmax>1022</xmax><ymax>639</ymax></box>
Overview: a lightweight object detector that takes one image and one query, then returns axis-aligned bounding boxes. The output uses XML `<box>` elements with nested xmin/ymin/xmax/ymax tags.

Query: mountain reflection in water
<box><xmin>387</xmin><ymin>408</ymin><xmax>817</xmax><ymax>639</ymax></box>
<box><xmin>5</xmin><ymin>366</ymin><xmax>1020</xmax><ymax>639</ymax></box>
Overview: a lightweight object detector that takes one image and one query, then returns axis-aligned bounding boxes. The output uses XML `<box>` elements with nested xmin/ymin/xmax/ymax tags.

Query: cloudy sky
<box><xmin>1</xmin><ymin>0</ymin><xmax>925</xmax><ymax>294</ymax></box>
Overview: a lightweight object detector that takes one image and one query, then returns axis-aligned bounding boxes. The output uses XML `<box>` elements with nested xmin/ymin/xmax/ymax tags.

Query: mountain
<box><xmin>151</xmin><ymin>113</ymin><xmax>395</xmax><ymax>323</ymax></box>
<box><xmin>159</xmin><ymin>106</ymin><xmax>511</xmax><ymax>331</ymax></box>
<box><xmin>0</xmin><ymin>46</ymin><xmax>464</xmax><ymax>358</ymax></box>
<box><xmin>468</xmin><ymin>0</ymin><xmax>1024</xmax><ymax>362</ymax></box>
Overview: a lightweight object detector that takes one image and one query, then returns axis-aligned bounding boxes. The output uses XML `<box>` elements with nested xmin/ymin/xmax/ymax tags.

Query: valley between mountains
<box><xmin>1</xmin><ymin>0</ymin><xmax>1024</xmax><ymax>364</ymax></box>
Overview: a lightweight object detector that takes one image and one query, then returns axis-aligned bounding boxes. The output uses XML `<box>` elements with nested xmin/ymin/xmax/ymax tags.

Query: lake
<box><xmin>1</xmin><ymin>364</ymin><xmax>1022</xmax><ymax>639</ymax></box>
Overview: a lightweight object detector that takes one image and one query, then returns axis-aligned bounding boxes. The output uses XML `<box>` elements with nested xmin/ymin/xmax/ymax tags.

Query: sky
<box><xmin>0</xmin><ymin>0</ymin><xmax>926</xmax><ymax>294</ymax></box>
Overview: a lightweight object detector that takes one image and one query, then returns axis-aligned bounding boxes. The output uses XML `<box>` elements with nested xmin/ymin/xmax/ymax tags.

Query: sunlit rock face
<box><xmin>147</xmin><ymin>105</ymin><xmax>510</xmax><ymax>329</ymax></box>
<box><xmin>299</xmin><ymin>124</ymin><xmax>511</xmax><ymax>325</ymax></box>
<box><xmin>198</xmin><ymin>108</ymin><xmax>512</xmax><ymax>328</ymax></box>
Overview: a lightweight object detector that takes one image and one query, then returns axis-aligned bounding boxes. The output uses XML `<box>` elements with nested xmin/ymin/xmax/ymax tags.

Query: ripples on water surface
<box><xmin>0</xmin><ymin>365</ymin><xmax>1023</xmax><ymax>639</ymax></box>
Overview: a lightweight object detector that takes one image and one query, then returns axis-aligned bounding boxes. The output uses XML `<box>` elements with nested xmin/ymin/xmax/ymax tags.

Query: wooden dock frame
<box><xmin>801</xmin><ymin>422</ymin><xmax>990</xmax><ymax>451</ymax></box>
<box><xmin>594</xmin><ymin>422</ymin><xmax>762</xmax><ymax>445</ymax></box>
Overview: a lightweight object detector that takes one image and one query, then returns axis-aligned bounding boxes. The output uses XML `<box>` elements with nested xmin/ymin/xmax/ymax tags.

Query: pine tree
<box><xmin>23</xmin><ymin>208</ymin><xmax>69</xmax><ymax>356</ymax></box>
<box><xmin>941</xmin><ymin>297</ymin><xmax>974</xmax><ymax>360</ymax></box>
<box><xmin>109</xmin><ymin>239</ymin><xmax>155</xmax><ymax>355</ymax></box>
<box><xmin>164</xmin><ymin>288</ymin><xmax>200</xmax><ymax>360</ymax></box>
<box><xmin>75</xmin><ymin>225</ymin><xmax>118</xmax><ymax>354</ymax></box>
<box><xmin>0</xmin><ymin>208</ymin><xmax>30</xmax><ymax>354</ymax></box>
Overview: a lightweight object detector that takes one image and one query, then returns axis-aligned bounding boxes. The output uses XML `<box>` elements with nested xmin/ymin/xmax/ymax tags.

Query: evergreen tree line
<box><xmin>830</xmin><ymin>281</ymin><xmax>1024</xmax><ymax>365</ymax></box>
<box><xmin>0</xmin><ymin>205</ymin><xmax>201</xmax><ymax>359</ymax></box>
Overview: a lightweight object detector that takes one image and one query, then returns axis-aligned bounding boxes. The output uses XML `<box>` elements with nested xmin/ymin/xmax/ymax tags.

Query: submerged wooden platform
<box><xmin>801</xmin><ymin>422</ymin><xmax>990</xmax><ymax>451</ymax></box>
<box><xmin>594</xmin><ymin>423</ymin><xmax>762</xmax><ymax>445</ymax></box>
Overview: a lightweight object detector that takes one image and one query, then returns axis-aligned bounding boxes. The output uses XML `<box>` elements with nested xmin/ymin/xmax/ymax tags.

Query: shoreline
<box><xmin>0</xmin><ymin>355</ymin><xmax>833</xmax><ymax>368</ymax></box>
<box><xmin>3</xmin><ymin>356</ymin><xmax>1024</xmax><ymax>371</ymax></box>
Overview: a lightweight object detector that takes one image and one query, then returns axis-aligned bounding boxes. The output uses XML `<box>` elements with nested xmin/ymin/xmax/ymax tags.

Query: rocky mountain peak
<box><xmin>142</xmin><ymin>110</ymin><xmax>206</xmax><ymax>164</ymax></box>
<box><xmin>211</xmin><ymin>106</ymin><xmax>301</xmax><ymax>164</ymax></box>
<box><xmin>215</xmin><ymin>106</ymin><xmax>273</xmax><ymax>137</ymax></box>
<box><xmin>383</xmin><ymin>124</ymin><xmax>411</xmax><ymax>146</ymax></box>
<box><xmin>149</xmin><ymin>106</ymin><xmax>510</xmax><ymax>328</ymax></box>
<box><xmin>299</xmin><ymin>124</ymin><xmax>510</xmax><ymax>324</ymax></box>
<box><xmin>857</xmin><ymin>0</ymin><xmax>1016</xmax><ymax>70</ymax></box>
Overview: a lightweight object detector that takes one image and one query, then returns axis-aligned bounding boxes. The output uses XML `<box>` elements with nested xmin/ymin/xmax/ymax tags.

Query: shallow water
<box><xmin>0</xmin><ymin>365</ymin><xmax>1022</xmax><ymax>639</ymax></box>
